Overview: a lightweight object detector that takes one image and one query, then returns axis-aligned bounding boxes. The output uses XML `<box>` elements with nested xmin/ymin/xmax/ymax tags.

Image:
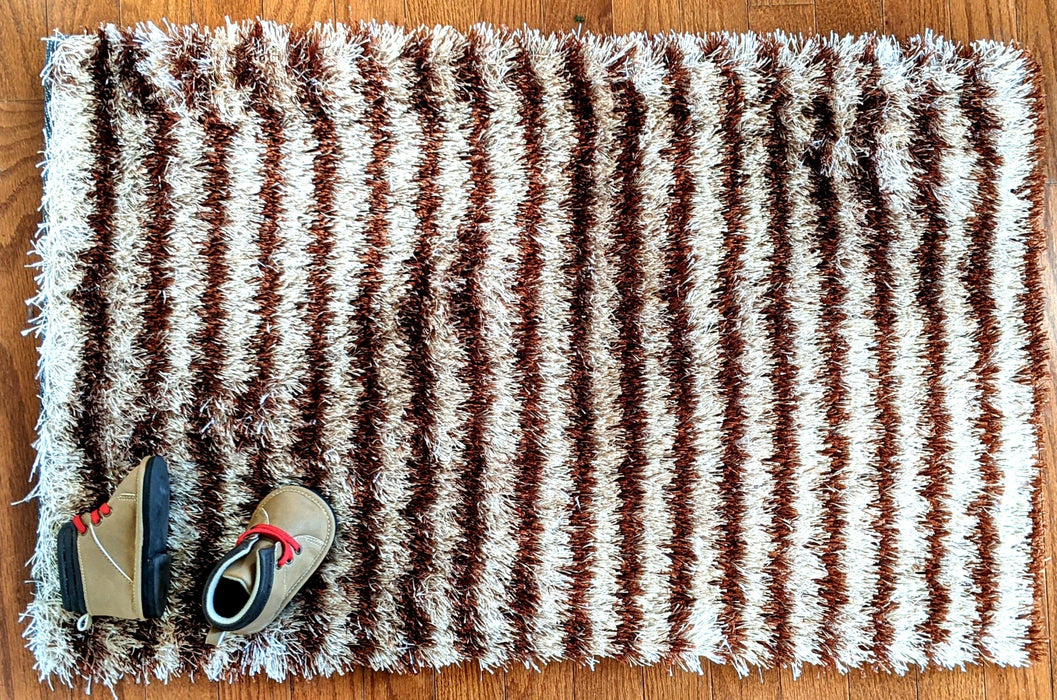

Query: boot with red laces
<box><xmin>56</xmin><ymin>455</ymin><xmax>171</xmax><ymax>628</ymax></box>
<box><xmin>201</xmin><ymin>485</ymin><xmax>336</xmax><ymax>644</ymax></box>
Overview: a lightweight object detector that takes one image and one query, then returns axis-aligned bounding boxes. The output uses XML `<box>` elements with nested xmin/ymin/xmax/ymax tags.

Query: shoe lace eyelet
<box><xmin>236</xmin><ymin>523</ymin><xmax>301</xmax><ymax>569</ymax></box>
<box><xmin>278</xmin><ymin>546</ymin><xmax>302</xmax><ymax>569</ymax></box>
<box><xmin>75</xmin><ymin>502</ymin><xmax>112</xmax><ymax>533</ymax></box>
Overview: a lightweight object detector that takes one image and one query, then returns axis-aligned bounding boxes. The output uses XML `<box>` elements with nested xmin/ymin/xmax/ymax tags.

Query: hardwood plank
<box><xmin>403</xmin><ymin>0</ymin><xmax>541</xmax><ymax>32</ymax></box>
<box><xmin>541</xmin><ymin>0</ymin><xmax>613</xmax><ymax>33</ymax></box>
<box><xmin>121</xmin><ymin>0</ymin><xmax>192</xmax><ymax>24</ymax></box>
<box><xmin>747</xmin><ymin>2</ymin><xmax>815</xmax><ymax>33</ymax></box>
<box><xmin>574</xmin><ymin>659</ymin><xmax>644</xmax><ymax>700</ymax></box>
<box><xmin>780</xmin><ymin>664</ymin><xmax>847</xmax><ymax>700</ymax></box>
<box><xmin>883</xmin><ymin>0</ymin><xmax>949</xmax><ymax>38</ymax></box>
<box><xmin>506</xmin><ymin>662</ymin><xmax>574</xmax><ymax>700</ymax></box>
<box><xmin>683</xmin><ymin>0</ymin><xmax>749</xmax><ymax>33</ymax></box>
<box><xmin>476</xmin><ymin>0</ymin><xmax>542</xmax><ymax>29</ymax></box>
<box><xmin>711</xmin><ymin>664</ymin><xmax>781</xmax><ymax>700</ymax></box>
<box><xmin>1017</xmin><ymin>0</ymin><xmax>1057</xmax><ymax>182</ymax></box>
<box><xmin>343</xmin><ymin>0</ymin><xmax>406</xmax><ymax>25</ymax></box>
<box><xmin>1042</xmin><ymin>181</ymin><xmax>1057</xmax><ymax>700</ymax></box>
<box><xmin>611</xmin><ymin>0</ymin><xmax>681</xmax><ymax>33</ymax></box>
<box><xmin>262</xmin><ymin>0</ymin><xmax>336</xmax><ymax>24</ymax></box>
<box><xmin>190</xmin><ymin>0</ymin><xmax>263</xmax><ymax>26</ymax></box>
<box><xmin>402</xmin><ymin>0</ymin><xmax>470</xmax><ymax>30</ymax></box>
<box><xmin>0</xmin><ymin>100</ymin><xmax>70</xmax><ymax>700</ymax></box>
<box><xmin>749</xmin><ymin>0</ymin><xmax>809</xmax><ymax>7</ymax></box>
<box><xmin>917</xmin><ymin>667</ymin><xmax>983</xmax><ymax>700</ymax></box>
<box><xmin>0</xmin><ymin>0</ymin><xmax>47</xmax><ymax>101</ymax></box>
<box><xmin>48</xmin><ymin>0</ymin><xmax>119</xmax><ymax>31</ymax></box>
<box><xmin>291</xmin><ymin>671</ymin><xmax>364</xmax><ymax>700</ymax></box>
<box><xmin>364</xmin><ymin>669</ymin><xmax>435</xmax><ymax>700</ymax></box>
<box><xmin>403</xmin><ymin>0</ymin><xmax>476</xmax><ymax>31</ymax></box>
<box><xmin>435</xmin><ymin>664</ymin><xmax>503</xmax><ymax>700</ymax></box>
<box><xmin>846</xmin><ymin>669</ymin><xmax>917</xmax><ymax>700</ymax></box>
<box><xmin>949</xmin><ymin>0</ymin><xmax>1016</xmax><ymax>41</ymax></box>
<box><xmin>218</xmin><ymin>675</ymin><xmax>291</xmax><ymax>700</ymax></box>
<box><xmin>815</xmin><ymin>0</ymin><xmax>881</xmax><ymax>35</ymax></box>
<box><xmin>643</xmin><ymin>664</ymin><xmax>710</xmax><ymax>699</ymax></box>
<box><xmin>985</xmin><ymin>663</ymin><xmax>1052</xmax><ymax>700</ymax></box>
<box><xmin>144</xmin><ymin>675</ymin><xmax>219</xmax><ymax>700</ymax></box>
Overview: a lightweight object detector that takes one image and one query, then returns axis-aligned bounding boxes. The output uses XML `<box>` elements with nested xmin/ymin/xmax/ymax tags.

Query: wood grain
<box><xmin>917</xmin><ymin>667</ymin><xmax>984</xmax><ymax>700</ymax></box>
<box><xmin>780</xmin><ymin>664</ymin><xmax>847</xmax><ymax>700</ymax></box>
<box><xmin>575</xmin><ymin>659</ymin><xmax>644</xmax><ymax>700</ymax></box>
<box><xmin>711</xmin><ymin>665</ymin><xmax>781</xmax><ymax>700</ymax></box>
<box><xmin>405</xmin><ymin>0</ymin><xmax>483</xmax><ymax>30</ymax></box>
<box><xmin>435</xmin><ymin>664</ymin><xmax>503</xmax><ymax>700</ymax></box>
<box><xmin>0</xmin><ymin>99</ymin><xmax>66</xmax><ymax>700</ymax></box>
<box><xmin>750</xmin><ymin>0</ymin><xmax>810</xmax><ymax>7</ymax></box>
<box><xmin>815</xmin><ymin>0</ymin><xmax>879</xmax><ymax>35</ymax></box>
<box><xmin>747</xmin><ymin>4</ymin><xmax>815</xmax><ymax>35</ymax></box>
<box><xmin>847</xmin><ymin>669</ymin><xmax>916</xmax><ymax>700</ymax></box>
<box><xmin>0</xmin><ymin>0</ymin><xmax>47</xmax><ymax>101</ymax></box>
<box><xmin>122</xmin><ymin>0</ymin><xmax>191</xmax><ymax>24</ymax></box>
<box><xmin>364</xmin><ymin>668</ymin><xmax>435</xmax><ymax>700</ymax></box>
<box><xmin>262</xmin><ymin>0</ymin><xmax>336</xmax><ymax>24</ymax></box>
<box><xmin>541</xmin><ymin>0</ymin><xmax>613</xmax><ymax>33</ymax></box>
<box><xmin>144</xmin><ymin>675</ymin><xmax>220</xmax><ymax>700</ymax></box>
<box><xmin>683</xmin><ymin>0</ymin><xmax>748</xmax><ymax>33</ymax></box>
<box><xmin>986</xmin><ymin>662</ymin><xmax>1053</xmax><ymax>700</ymax></box>
<box><xmin>343</xmin><ymin>0</ymin><xmax>407</xmax><ymax>24</ymax></box>
<box><xmin>190</xmin><ymin>0</ymin><xmax>263</xmax><ymax>26</ymax></box>
<box><xmin>506</xmin><ymin>662</ymin><xmax>574</xmax><ymax>700</ymax></box>
<box><xmin>291</xmin><ymin>671</ymin><xmax>364</xmax><ymax>700</ymax></box>
<box><xmin>477</xmin><ymin>0</ymin><xmax>542</xmax><ymax>28</ymax></box>
<box><xmin>643</xmin><ymin>665</ymin><xmax>710</xmax><ymax>700</ymax></box>
<box><xmin>48</xmin><ymin>0</ymin><xmax>118</xmax><ymax>32</ymax></box>
<box><xmin>883</xmin><ymin>0</ymin><xmax>948</xmax><ymax>37</ymax></box>
<box><xmin>612</xmin><ymin>0</ymin><xmax>681</xmax><ymax>32</ymax></box>
<box><xmin>218</xmin><ymin>675</ymin><xmax>291</xmax><ymax>700</ymax></box>
<box><xmin>5</xmin><ymin>1</ymin><xmax>1057</xmax><ymax>700</ymax></box>
<box><xmin>1018</xmin><ymin>0</ymin><xmax>1057</xmax><ymax>181</ymax></box>
<box><xmin>1042</xmin><ymin>184</ymin><xmax>1057</xmax><ymax>700</ymax></box>
<box><xmin>950</xmin><ymin>0</ymin><xmax>1016</xmax><ymax>41</ymax></box>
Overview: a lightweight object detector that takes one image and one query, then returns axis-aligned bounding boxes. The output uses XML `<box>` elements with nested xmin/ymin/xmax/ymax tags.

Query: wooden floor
<box><xmin>1</xmin><ymin>0</ymin><xmax>1056</xmax><ymax>698</ymax></box>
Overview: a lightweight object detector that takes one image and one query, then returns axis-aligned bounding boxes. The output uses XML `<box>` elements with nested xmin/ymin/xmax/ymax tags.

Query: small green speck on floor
<box><xmin>575</xmin><ymin>15</ymin><xmax>586</xmax><ymax>23</ymax></box>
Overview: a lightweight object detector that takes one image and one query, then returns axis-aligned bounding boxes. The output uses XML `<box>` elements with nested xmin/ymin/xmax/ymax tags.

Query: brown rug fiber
<box><xmin>27</xmin><ymin>20</ymin><xmax>1048</xmax><ymax>687</ymax></box>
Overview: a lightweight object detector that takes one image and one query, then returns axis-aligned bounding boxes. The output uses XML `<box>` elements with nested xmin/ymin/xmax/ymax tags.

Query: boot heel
<box><xmin>142</xmin><ymin>552</ymin><xmax>171</xmax><ymax>619</ymax></box>
<box><xmin>139</xmin><ymin>455</ymin><xmax>170</xmax><ymax>618</ymax></box>
<box><xmin>56</xmin><ymin>521</ymin><xmax>86</xmax><ymax>615</ymax></box>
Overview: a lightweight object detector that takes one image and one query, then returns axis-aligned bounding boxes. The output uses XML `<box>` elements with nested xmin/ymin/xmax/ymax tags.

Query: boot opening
<box><xmin>212</xmin><ymin>577</ymin><xmax>252</xmax><ymax>620</ymax></box>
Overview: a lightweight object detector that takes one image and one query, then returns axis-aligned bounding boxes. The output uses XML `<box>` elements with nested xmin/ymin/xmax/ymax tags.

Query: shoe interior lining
<box><xmin>212</xmin><ymin>578</ymin><xmax>252</xmax><ymax>621</ymax></box>
<box><xmin>204</xmin><ymin>551</ymin><xmax>263</xmax><ymax>626</ymax></box>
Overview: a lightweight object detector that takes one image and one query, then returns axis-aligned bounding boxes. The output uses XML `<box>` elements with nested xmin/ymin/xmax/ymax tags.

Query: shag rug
<box><xmin>27</xmin><ymin>20</ymin><xmax>1048</xmax><ymax>688</ymax></box>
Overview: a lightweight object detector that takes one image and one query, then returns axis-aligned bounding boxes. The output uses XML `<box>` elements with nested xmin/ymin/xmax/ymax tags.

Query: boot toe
<box><xmin>260</xmin><ymin>486</ymin><xmax>336</xmax><ymax>546</ymax></box>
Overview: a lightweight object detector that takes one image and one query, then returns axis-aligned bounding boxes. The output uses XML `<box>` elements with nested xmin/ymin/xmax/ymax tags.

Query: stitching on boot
<box><xmin>89</xmin><ymin>526</ymin><xmax>132</xmax><ymax>582</ymax></box>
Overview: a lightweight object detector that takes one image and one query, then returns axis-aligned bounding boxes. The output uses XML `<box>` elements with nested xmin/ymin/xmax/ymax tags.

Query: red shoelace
<box><xmin>236</xmin><ymin>524</ymin><xmax>302</xmax><ymax>568</ymax></box>
<box><xmin>71</xmin><ymin>502</ymin><xmax>111</xmax><ymax>534</ymax></box>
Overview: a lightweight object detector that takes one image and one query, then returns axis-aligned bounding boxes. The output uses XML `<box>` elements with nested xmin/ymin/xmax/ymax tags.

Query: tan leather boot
<box><xmin>201</xmin><ymin>485</ymin><xmax>336</xmax><ymax>644</ymax></box>
<box><xmin>56</xmin><ymin>455</ymin><xmax>171</xmax><ymax>627</ymax></box>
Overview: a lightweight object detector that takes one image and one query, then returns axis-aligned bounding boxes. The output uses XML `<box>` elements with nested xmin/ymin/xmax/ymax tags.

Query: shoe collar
<box><xmin>201</xmin><ymin>536</ymin><xmax>276</xmax><ymax>631</ymax></box>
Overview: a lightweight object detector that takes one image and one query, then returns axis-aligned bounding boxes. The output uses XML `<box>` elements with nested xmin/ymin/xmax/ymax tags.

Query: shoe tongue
<box><xmin>223</xmin><ymin>536</ymin><xmax>276</xmax><ymax>592</ymax></box>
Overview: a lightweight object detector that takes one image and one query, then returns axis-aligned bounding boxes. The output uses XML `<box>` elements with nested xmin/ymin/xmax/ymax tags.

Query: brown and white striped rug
<box><xmin>27</xmin><ymin>20</ymin><xmax>1048</xmax><ymax>687</ymax></box>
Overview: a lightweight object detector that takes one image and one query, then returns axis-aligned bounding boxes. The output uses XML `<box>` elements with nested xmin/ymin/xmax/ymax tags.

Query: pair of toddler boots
<box><xmin>56</xmin><ymin>455</ymin><xmax>336</xmax><ymax>643</ymax></box>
